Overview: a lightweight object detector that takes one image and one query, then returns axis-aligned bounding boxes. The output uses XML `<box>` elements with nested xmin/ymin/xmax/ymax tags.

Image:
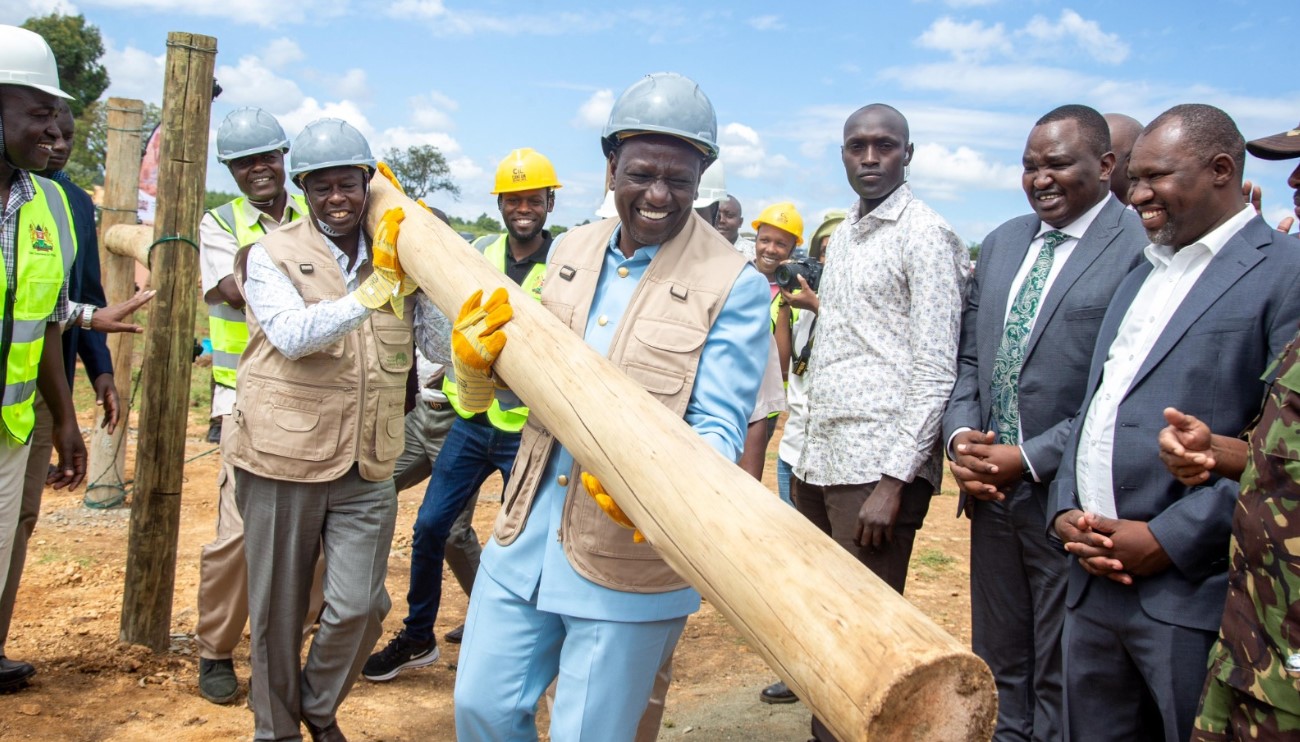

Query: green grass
<box><xmin>914</xmin><ymin>548</ymin><xmax>956</xmax><ymax>572</ymax></box>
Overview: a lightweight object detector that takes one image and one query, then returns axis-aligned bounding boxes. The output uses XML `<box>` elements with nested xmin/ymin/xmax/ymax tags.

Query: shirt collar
<box><xmin>2</xmin><ymin>170</ymin><xmax>36</xmax><ymax>222</ymax></box>
<box><xmin>1143</xmin><ymin>204</ymin><xmax>1254</xmax><ymax>267</ymax></box>
<box><xmin>322</xmin><ymin>229</ymin><xmax>370</xmax><ymax>279</ymax></box>
<box><xmin>847</xmin><ymin>183</ymin><xmax>914</xmax><ymax>226</ymax></box>
<box><xmin>509</xmin><ymin>230</ymin><xmax>553</xmax><ymax>267</ymax></box>
<box><xmin>607</xmin><ymin>224</ymin><xmax>659</xmax><ymax>262</ymax></box>
<box><xmin>1035</xmin><ymin>193</ymin><xmax>1112</xmax><ymax>242</ymax></box>
<box><xmin>238</xmin><ymin>194</ymin><xmax>307</xmax><ymax>230</ymax></box>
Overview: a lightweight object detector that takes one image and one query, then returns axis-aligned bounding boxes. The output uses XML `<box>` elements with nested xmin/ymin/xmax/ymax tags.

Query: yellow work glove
<box><xmin>376</xmin><ymin>161</ymin><xmax>406</xmax><ymax>194</ymax></box>
<box><xmin>354</xmin><ymin>207</ymin><xmax>417</xmax><ymax>319</ymax></box>
<box><xmin>581</xmin><ymin>472</ymin><xmax>644</xmax><ymax>543</ymax></box>
<box><xmin>451</xmin><ymin>288</ymin><xmax>512</xmax><ymax>413</ymax></box>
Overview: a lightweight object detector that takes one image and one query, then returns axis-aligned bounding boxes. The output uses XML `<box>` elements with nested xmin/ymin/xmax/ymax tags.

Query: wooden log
<box><xmin>366</xmin><ymin>176</ymin><xmax>996</xmax><ymax>741</ymax></box>
<box><xmin>119</xmin><ymin>32</ymin><xmax>217</xmax><ymax>651</ymax></box>
<box><xmin>86</xmin><ymin>99</ymin><xmax>147</xmax><ymax>507</ymax></box>
<box><xmin>102</xmin><ymin>224</ymin><xmax>154</xmax><ymax>266</ymax></box>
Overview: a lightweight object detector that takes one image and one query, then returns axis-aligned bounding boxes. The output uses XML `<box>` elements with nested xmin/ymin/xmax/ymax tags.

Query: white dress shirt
<box><xmin>946</xmin><ymin>194</ymin><xmax>1113</xmax><ymax>478</ymax></box>
<box><xmin>1075</xmin><ymin>205</ymin><xmax>1254</xmax><ymax>517</ymax></box>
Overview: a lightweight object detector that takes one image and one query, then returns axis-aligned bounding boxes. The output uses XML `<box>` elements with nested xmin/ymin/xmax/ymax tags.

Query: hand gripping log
<box><xmin>366</xmin><ymin>176</ymin><xmax>996</xmax><ymax>741</ymax></box>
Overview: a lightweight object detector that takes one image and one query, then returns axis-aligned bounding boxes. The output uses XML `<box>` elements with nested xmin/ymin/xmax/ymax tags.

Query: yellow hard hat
<box><xmin>751</xmin><ymin>202</ymin><xmax>804</xmax><ymax>246</ymax></box>
<box><xmin>491</xmin><ymin>148</ymin><xmax>563</xmax><ymax>195</ymax></box>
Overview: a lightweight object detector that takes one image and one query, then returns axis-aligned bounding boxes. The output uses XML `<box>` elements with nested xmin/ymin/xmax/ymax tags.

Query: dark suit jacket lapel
<box><xmin>978</xmin><ymin>217</ymin><xmax>1036</xmax><ymax>398</ymax></box>
<box><xmin>1125</xmin><ymin>218</ymin><xmax>1269</xmax><ymax>396</ymax></box>
<box><xmin>1024</xmin><ymin>199</ymin><xmax>1123</xmax><ymax>362</ymax></box>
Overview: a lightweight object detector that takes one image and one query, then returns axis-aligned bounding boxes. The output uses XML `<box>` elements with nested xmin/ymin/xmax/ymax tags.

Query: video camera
<box><xmin>774</xmin><ymin>258</ymin><xmax>823</xmax><ymax>293</ymax></box>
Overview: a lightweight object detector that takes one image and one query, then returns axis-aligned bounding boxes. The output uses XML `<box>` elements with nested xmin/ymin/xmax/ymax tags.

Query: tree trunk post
<box><xmin>119</xmin><ymin>32</ymin><xmax>217</xmax><ymax>650</ymax></box>
<box><xmin>85</xmin><ymin>97</ymin><xmax>145</xmax><ymax>508</ymax></box>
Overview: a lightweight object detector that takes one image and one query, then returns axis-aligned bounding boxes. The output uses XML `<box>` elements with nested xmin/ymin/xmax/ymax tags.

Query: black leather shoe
<box><xmin>304</xmin><ymin>718</ymin><xmax>348</xmax><ymax>742</ymax></box>
<box><xmin>0</xmin><ymin>656</ymin><xmax>36</xmax><ymax>693</ymax></box>
<box><xmin>759</xmin><ymin>679</ymin><xmax>797</xmax><ymax>704</ymax></box>
<box><xmin>206</xmin><ymin>418</ymin><xmax>222</xmax><ymax>444</ymax></box>
<box><xmin>444</xmin><ymin>624</ymin><xmax>465</xmax><ymax>644</ymax></box>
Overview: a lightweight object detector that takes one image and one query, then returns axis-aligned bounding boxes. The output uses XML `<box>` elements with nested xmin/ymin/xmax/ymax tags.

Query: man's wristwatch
<box><xmin>80</xmin><ymin>304</ymin><xmax>96</xmax><ymax>330</ymax></box>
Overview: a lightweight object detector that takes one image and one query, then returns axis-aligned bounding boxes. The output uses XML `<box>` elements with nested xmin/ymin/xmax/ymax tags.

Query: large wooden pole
<box><xmin>366</xmin><ymin>177</ymin><xmax>996</xmax><ymax>741</ymax></box>
<box><xmin>120</xmin><ymin>32</ymin><xmax>217</xmax><ymax>650</ymax></box>
<box><xmin>85</xmin><ymin>98</ymin><xmax>145</xmax><ymax>507</ymax></box>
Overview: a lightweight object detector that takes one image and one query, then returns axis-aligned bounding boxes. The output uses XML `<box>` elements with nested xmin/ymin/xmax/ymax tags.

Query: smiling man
<box><xmin>1047</xmin><ymin>104</ymin><xmax>1300</xmax><ymax>742</ymax></box>
<box><xmin>790</xmin><ymin>103</ymin><xmax>969</xmax><ymax>742</ymax></box>
<box><xmin>194</xmin><ymin>106</ymin><xmax>313</xmax><ymax>706</ymax></box>
<box><xmin>452</xmin><ymin>72</ymin><xmax>770</xmax><ymax>742</ymax></box>
<box><xmin>364</xmin><ymin>147</ymin><xmax>559</xmax><ymax>684</ymax></box>
<box><xmin>227</xmin><ymin>117</ymin><xmax>451</xmax><ymax>742</ymax></box>
<box><xmin>943</xmin><ymin>104</ymin><xmax>1147</xmax><ymax>742</ymax></box>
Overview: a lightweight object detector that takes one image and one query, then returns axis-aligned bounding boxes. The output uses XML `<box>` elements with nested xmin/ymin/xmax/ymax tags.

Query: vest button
<box><xmin>597</xmin><ymin>315</ymin><xmax>608</xmax><ymax>326</ymax></box>
<box><xmin>617</xmin><ymin>267</ymin><xmax>629</xmax><ymax>278</ymax></box>
<box><xmin>557</xmin><ymin>474</ymin><xmax>569</xmax><ymax>486</ymax></box>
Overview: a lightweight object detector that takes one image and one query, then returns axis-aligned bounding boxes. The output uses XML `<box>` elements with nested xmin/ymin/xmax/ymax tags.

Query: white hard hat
<box><xmin>596</xmin><ymin>190</ymin><xmax>617</xmax><ymax>219</ymax></box>
<box><xmin>692</xmin><ymin>160</ymin><xmax>727</xmax><ymax>209</ymax></box>
<box><xmin>0</xmin><ymin>26</ymin><xmax>73</xmax><ymax>100</ymax></box>
<box><xmin>217</xmin><ymin>107</ymin><xmax>289</xmax><ymax>163</ymax></box>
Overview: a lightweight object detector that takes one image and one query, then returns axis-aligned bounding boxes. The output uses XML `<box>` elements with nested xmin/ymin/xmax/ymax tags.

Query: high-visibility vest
<box><xmin>2</xmin><ymin>175</ymin><xmax>77</xmax><ymax>443</ymax></box>
<box><xmin>769</xmin><ymin>292</ymin><xmax>799</xmax><ymax>334</ymax></box>
<box><xmin>206</xmin><ymin>195</ymin><xmax>307</xmax><ymax>388</ymax></box>
<box><xmin>443</xmin><ymin>234</ymin><xmax>545</xmax><ymax>432</ymax></box>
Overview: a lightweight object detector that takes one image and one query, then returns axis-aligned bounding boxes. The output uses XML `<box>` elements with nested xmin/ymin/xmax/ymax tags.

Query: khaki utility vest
<box><xmin>493</xmin><ymin>212</ymin><xmax>747</xmax><ymax>592</ymax></box>
<box><xmin>226</xmin><ymin>218</ymin><xmax>414</xmax><ymax>483</ymax></box>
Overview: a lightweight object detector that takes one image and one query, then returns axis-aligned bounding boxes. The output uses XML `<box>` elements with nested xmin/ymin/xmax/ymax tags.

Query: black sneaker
<box><xmin>199</xmin><ymin>657</ymin><xmax>238</xmax><ymax>704</ymax></box>
<box><xmin>0</xmin><ymin>656</ymin><xmax>35</xmax><ymax>693</ymax></box>
<box><xmin>362</xmin><ymin>631</ymin><xmax>439</xmax><ymax>682</ymax></box>
<box><xmin>760</xmin><ymin>679</ymin><xmax>798</xmax><ymax>704</ymax></box>
<box><xmin>444</xmin><ymin>624</ymin><xmax>465</xmax><ymax>644</ymax></box>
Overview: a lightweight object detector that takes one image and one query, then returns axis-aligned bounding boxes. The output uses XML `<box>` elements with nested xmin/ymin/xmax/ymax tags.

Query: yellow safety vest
<box><xmin>443</xmin><ymin>234</ymin><xmax>545</xmax><ymax>432</ymax></box>
<box><xmin>206</xmin><ymin>195</ymin><xmax>307</xmax><ymax>388</ymax></box>
<box><xmin>2</xmin><ymin>175</ymin><xmax>77</xmax><ymax>443</ymax></box>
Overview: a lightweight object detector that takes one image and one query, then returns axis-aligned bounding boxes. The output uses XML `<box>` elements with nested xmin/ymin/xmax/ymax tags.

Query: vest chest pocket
<box><xmin>15</xmin><ymin>278</ymin><xmax>61</xmax><ymax>320</ymax></box>
<box><xmin>372</xmin><ymin>325</ymin><xmax>413</xmax><ymax>374</ymax></box>
<box><xmin>620</xmin><ymin>318</ymin><xmax>708</xmax><ymax>400</ymax></box>
<box><xmin>245</xmin><ymin>380</ymin><xmax>343</xmax><ymax>462</ymax></box>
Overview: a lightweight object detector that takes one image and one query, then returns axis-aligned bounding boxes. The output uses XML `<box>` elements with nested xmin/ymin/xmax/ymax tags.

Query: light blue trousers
<box><xmin>454</xmin><ymin>569</ymin><xmax>686</xmax><ymax>742</ymax></box>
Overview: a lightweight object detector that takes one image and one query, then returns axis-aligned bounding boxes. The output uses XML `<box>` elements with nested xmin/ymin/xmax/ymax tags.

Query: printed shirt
<box><xmin>1</xmin><ymin>170</ymin><xmax>70</xmax><ymax>324</ymax></box>
<box><xmin>1206</xmin><ymin>329</ymin><xmax>1300</xmax><ymax>715</ymax></box>
<box><xmin>796</xmin><ymin>184</ymin><xmax>969</xmax><ymax>488</ymax></box>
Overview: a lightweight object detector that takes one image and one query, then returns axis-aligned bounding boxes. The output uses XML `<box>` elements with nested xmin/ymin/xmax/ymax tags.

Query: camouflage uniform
<box><xmin>1192</xmin><ymin>332</ymin><xmax>1300</xmax><ymax>741</ymax></box>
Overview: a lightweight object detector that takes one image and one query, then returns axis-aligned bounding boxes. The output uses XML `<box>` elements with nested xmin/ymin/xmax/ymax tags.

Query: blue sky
<box><xmin>6</xmin><ymin>0</ymin><xmax>1298</xmax><ymax>243</ymax></box>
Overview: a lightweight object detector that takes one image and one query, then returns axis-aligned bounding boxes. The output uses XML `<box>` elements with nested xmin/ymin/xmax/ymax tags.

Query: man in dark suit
<box><xmin>1048</xmin><ymin>103</ymin><xmax>1300</xmax><ymax>742</ymax></box>
<box><xmin>944</xmin><ymin>104</ymin><xmax>1147</xmax><ymax>742</ymax></box>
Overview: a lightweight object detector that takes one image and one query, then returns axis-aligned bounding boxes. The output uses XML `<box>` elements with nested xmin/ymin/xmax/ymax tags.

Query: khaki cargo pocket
<box><xmin>373</xmin><ymin>325</ymin><xmax>413</xmax><ymax>373</ymax></box>
<box><xmin>246</xmin><ymin>379</ymin><xmax>343</xmax><ymax>461</ymax></box>
<box><xmin>372</xmin><ymin>386</ymin><xmax>407</xmax><ymax>462</ymax></box>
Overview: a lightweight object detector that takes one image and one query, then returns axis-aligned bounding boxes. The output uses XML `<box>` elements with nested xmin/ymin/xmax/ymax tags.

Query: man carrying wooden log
<box><xmin>452</xmin><ymin>71</ymin><xmax>771</xmax><ymax>742</ymax></box>
<box><xmin>0</xmin><ymin>25</ymin><xmax>87</xmax><ymax>691</ymax></box>
<box><xmin>194</xmin><ymin>106</ymin><xmax>321</xmax><ymax>706</ymax></box>
<box><xmin>227</xmin><ymin>117</ymin><xmax>450</xmax><ymax>742</ymax></box>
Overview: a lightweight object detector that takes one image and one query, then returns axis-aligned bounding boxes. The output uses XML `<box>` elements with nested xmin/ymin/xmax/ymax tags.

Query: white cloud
<box><xmin>909</xmin><ymin>142</ymin><xmax>1022</xmax><ymax>200</ymax></box>
<box><xmin>748</xmin><ymin>15</ymin><xmax>784</xmax><ymax>31</ymax></box>
<box><xmin>881</xmin><ymin>62</ymin><xmax>1098</xmax><ymax>103</ymax></box>
<box><xmin>572</xmin><ymin>89</ymin><xmax>614</xmax><ymax>129</ymax></box>
<box><xmin>1</xmin><ymin>0</ymin><xmax>77</xmax><ymax>16</ymax></box>
<box><xmin>261</xmin><ymin>38</ymin><xmax>304</xmax><ymax>69</ymax></box>
<box><xmin>81</xmin><ymin>0</ymin><xmax>349</xmax><ymax>26</ymax></box>
<box><xmin>335</xmin><ymin>68</ymin><xmax>369</xmax><ymax>101</ymax></box>
<box><xmin>275</xmin><ymin>97</ymin><xmax>372</xmax><ymax>140</ymax></box>
<box><xmin>215</xmin><ymin>54</ymin><xmax>305</xmax><ymax>111</ymax></box>
<box><xmin>1018</xmin><ymin>10</ymin><xmax>1129</xmax><ymax>64</ymax></box>
<box><xmin>408</xmin><ymin>91</ymin><xmax>459</xmax><ymax>132</ymax></box>
<box><xmin>719</xmin><ymin>122</ymin><xmax>794</xmax><ymax>180</ymax></box>
<box><xmin>101</xmin><ymin>39</ymin><xmax>164</xmax><ymax>103</ymax></box>
<box><xmin>917</xmin><ymin>17</ymin><xmax>1009</xmax><ymax>63</ymax></box>
<box><xmin>386</xmin><ymin>1</ymin><xmax>614</xmax><ymax>36</ymax></box>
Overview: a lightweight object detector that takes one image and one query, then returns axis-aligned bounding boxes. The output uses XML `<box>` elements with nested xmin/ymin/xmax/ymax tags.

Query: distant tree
<box><xmin>967</xmin><ymin>241</ymin><xmax>981</xmax><ymax>263</ymax></box>
<box><xmin>472</xmin><ymin>213</ymin><xmax>503</xmax><ymax>233</ymax></box>
<box><xmin>64</xmin><ymin>101</ymin><xmax>162</xmax><ymax>191</ymax></box>
<box><xmin>381</xmin><ymin>144</ymin><xmax>461</xmax><ymax>201</ymax></box>
<box><xmin>549</xmin><ymin>224</ymin><xmax>568</xmax><ymax>237</ymax></box>
<box><xmin>22</xmin><ymin>13</ymin><xmax>109</xmax><ymax>117</ymax></box>
<box><xmin>205</xmin><ymin>190</ymin><xmax>240</xmax><ymax>210</ymax></box>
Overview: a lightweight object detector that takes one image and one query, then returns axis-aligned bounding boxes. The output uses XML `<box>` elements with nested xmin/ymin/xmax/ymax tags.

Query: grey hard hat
<box><xmin>287</xmin><ymin>118</ymin><xmax>376</xmax><ymax>184</ymax></box>
<box><xmin>216</xmin><ymin>107</ymin><xmax>289</xmax><ymax>163</ymax></box>
<box><xmin>692</xmin><ymin>160</ymin><xmax>727</xmax><ymax>208</ymax></box>
<box><xmin>602</xmin><ymin>72</ymin><xmax>718</xmax><ymax>166</ymax></box>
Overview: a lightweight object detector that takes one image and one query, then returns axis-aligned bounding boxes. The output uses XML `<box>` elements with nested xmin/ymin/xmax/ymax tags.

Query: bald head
<box><xmin>1104</xmin><ymin>113</ymin><xmax>1144</xmax><ymax>204</ymax></box>
<box><xmin>844</xmin><ymin>103</ymin><xmax>910</xmax><ymax>143</ymax></box>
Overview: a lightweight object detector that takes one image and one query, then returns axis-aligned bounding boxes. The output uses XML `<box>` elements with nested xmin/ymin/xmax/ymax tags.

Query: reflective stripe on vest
<box><xmin>442</xmin><ymin>234</ymin><xmax>545</xmax><ymax>432</ymax></box>
<box><xmin>769</xmin><ymin>292</ymin><xmax>798</xmax><ymax>333</ymax></box>
<box><xmin>207</xmin><ymin>195</ymin><xmax>307</xmax><ymax>388</ymax></box>
<box><xmin>1</xmin><ymin>175</ymin><xmax>77</xmax><ymax>443</ymax></box>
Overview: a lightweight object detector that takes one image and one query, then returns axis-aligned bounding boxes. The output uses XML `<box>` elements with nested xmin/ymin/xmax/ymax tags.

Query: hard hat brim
<box><xmin>0</xmin><ymin>78</ymin><xmax>73</xmax><ymax>100</ymax></box>
<box><xmin>218</xmin><ymin>142</ymin><xmax>289</xmax><ymax>164</ymax></box>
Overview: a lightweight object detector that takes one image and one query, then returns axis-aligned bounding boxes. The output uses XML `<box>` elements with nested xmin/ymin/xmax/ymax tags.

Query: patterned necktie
<box><xmin>990</xmin><ymin>230</ymin><xmax>1068</xmax><ymax>445</ymax></box>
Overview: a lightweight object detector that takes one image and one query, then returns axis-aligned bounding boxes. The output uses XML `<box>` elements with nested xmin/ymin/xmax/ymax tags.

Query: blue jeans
<box><xmin>776</xmin><ymin>458</ymin><xmax>795</xmax><ymax>507</ymax></box>
<box><xmin>403</xmin><ymin>417</ymin><xmax>520</xmax><ymax>643</ymax></box>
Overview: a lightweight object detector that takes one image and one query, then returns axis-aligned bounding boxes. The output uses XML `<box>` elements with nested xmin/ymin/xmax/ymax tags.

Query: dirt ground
<box><xmin>0</xmin><ymin>405</ymin><xmax>974</xmax><ymax>742</ymax></box>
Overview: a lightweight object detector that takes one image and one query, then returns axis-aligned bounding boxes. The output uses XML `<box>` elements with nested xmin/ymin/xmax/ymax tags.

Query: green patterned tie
<box><xmin>990</xmin><ymin>230</ymin><xmax>1068</xmax><ymax>445</ymax></box>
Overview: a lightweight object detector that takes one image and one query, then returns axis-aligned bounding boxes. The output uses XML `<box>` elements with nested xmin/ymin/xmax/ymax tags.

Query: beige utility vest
<box><xmin>494</xmin><ymin>212</ymin><xmax>748</xmax><ymax>592</ymax></box>
<box><xmin>226</xmin><ymin>218</ymin><xmax>414</xmax><ymax>483</ymax></box>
